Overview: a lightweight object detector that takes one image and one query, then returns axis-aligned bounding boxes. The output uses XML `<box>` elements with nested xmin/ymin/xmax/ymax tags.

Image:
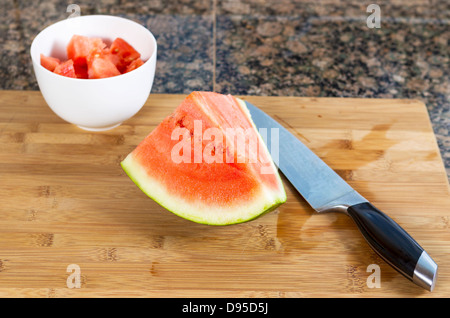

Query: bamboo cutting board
<box><xmin>0</xmin><ymin>90</ymin><xmax>449</xmax><ymax>298</ymax></box>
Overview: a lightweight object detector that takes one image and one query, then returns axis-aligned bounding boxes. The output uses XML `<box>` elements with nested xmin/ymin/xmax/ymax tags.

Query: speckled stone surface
<box><xmin>0</xmin><ymin>0</ymin><xmax>449</xmax><ymax>178</ymax></box>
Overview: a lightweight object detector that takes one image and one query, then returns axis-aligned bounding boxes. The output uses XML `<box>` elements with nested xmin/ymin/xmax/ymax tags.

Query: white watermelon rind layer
<box><xmin>121</xmin><ymin>97</ymin><xmax>287</xmax><ymax>226</ymax></box>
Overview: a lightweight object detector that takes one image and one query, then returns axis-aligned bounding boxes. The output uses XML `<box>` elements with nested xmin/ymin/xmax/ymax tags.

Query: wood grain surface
<box><xmin>0</xmin><ymin>90</ymin><xmax>449</xmax><ymax>298</ymax></box>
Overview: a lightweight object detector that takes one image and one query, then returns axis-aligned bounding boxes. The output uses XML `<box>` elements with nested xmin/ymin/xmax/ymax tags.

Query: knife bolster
<box><xmin>316</xmin><ymin>190</ymin><xmax>367</xmax><ymax>214</ymax></box>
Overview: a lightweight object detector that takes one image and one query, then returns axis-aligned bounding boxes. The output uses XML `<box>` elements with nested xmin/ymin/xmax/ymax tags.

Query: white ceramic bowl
<box><xmin>30</xmin><ymin>15</ymin><xmax>157</xmax><ymax>131</ymax></box>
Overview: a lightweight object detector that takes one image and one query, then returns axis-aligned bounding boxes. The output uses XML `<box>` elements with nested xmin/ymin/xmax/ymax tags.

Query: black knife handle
<box><xmin>347</xmin><ymin>202</ymin><xmax>438</xmax><ymax>291</ymax></box>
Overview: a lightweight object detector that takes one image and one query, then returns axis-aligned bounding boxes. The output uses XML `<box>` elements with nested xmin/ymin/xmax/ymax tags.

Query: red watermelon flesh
<box><xmin>125</xmin><ymin>58</ymin><xmax>144</xmax><ymax>73</ymax></box>
<box><xmin>53</xmin><ymin>59</ymin><xmax>77</xmax><ymax>78</ymax></box>
<box><xmin>67</xmin><ymin>35</ymin><xmax>107</xmax><ymax>67</ymax></box>
<box><xmin>108</xmin><ymin>37</ymin><xmax>141</xmax><ymax>73</ymax></box>
<box><xmin>40</xmin><ymin>54</ymin><xmax>61</xmax><ymax>72</ymax></box>
<box><xmin>121</xmin><ymin>91</ymin><xmax>286</xmax><ymax>225</ymax></box>
<box><xmin>86</xmin><ymin>49</ymin><xmax>121</xmax><ymax>79</ymax></box>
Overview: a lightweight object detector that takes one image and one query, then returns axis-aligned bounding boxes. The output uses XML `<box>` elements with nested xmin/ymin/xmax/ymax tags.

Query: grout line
<box><xmin>212</xmin><ymin>0</ymin><xmax>217</xmax><ymax>92</ymax></box>
<box><xmin>308</xmin><ymin>15</ymin><xmax>450</xmax><ymax>25</ymax></box>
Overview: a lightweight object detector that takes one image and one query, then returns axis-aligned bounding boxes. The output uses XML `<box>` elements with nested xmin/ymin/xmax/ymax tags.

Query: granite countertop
<box><xmin>1</xmin><ymin>0</ymin><xmax>449</xmax><ymax>178</ymax></box>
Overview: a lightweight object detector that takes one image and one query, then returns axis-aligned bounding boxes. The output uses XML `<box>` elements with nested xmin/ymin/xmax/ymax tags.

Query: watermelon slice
<box><xmin>121</xmin><ymin>92</ymin><xmax>286</xmax><ymax>225</ymax></box>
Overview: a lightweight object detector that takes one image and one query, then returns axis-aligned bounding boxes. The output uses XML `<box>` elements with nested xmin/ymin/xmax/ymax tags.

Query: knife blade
<box><xmin>245</xmin><ymin>100</ymin><xmax>438</xmax><ymax>292</ymax></box>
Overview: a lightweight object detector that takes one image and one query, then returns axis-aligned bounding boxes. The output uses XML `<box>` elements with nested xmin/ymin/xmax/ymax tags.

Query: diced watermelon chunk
<box><xmin>53</xmin><ymin>59</ymin><xmax>77</xmax><ymax>78</ymax></box>
<box><xmin>67</xmin><ymin>35</ymin><xmax>107</xmax><ymax>67</ymax></box>
<box><xmin>108</xmin><ymin>37</ymin><xmax>141</xmax><ymax>73</ymax></box>
<box><xmin>40</xmin><ymin>54</ymin><xmax>61</xmax><ymax>72</ymax></box>
<box><xmin>74</xmin><ymin>63</ymin><xmax>89</xmax><ymax>79</ymax></box>
<box><xmin>125</xmin><ymin>58</ymin><xmax>144</xmax><ymax>73</ymax></box>
<box><xmin>86</xmin><ymin>49</ymin><xmax>121</xmax><ymax>79</ymax></box>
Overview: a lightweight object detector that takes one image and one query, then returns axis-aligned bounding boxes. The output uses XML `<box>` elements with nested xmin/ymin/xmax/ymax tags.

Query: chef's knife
<box><xmin>245</xmin><ymin>101</ymin><xmax>438</xmax><ymax>291</ymax></box>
